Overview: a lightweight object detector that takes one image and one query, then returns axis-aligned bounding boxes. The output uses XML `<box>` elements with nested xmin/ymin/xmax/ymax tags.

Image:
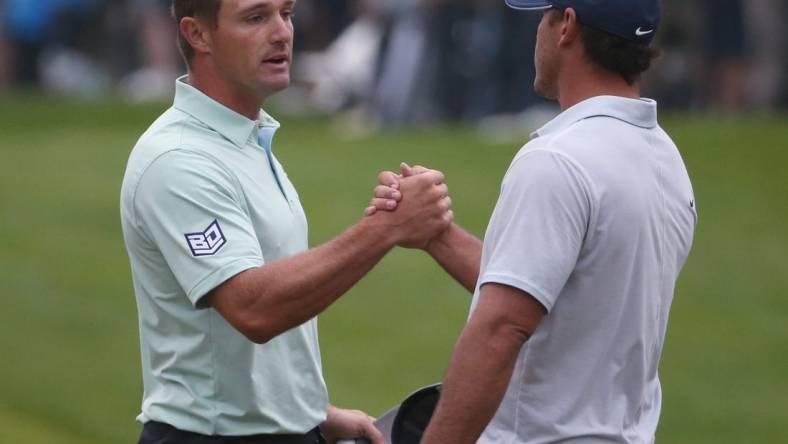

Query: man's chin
<box><xmin>533</xmin><ymin>79</ymin><xmax>557</xmax><ymax>101</ymax></box>
<box><xmin>260</xmin><ymin>76</ymin><xmax>291</xmax><ymax>95</ymax></box>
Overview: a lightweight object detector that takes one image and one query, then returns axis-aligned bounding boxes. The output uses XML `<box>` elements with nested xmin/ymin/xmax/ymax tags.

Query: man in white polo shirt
<box><xmin>120</xmin><ymin>1</ymin><xmax>453</xmax><ymax>443</ymax></box>
<box><xmin>373</xmin><ymin>0</ymin><xmax>697</xmax><ymax>442</ymax></box>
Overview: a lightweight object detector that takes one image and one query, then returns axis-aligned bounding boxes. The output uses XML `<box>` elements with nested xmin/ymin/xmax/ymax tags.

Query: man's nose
<box><xmin>269</xmin><ymin>15</ymin><xmax>293</xmax><ymax>44</ymax></box>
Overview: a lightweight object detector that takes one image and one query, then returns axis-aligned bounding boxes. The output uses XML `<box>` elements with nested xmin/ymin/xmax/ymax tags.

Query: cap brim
<box><xmin>336</xmin><ymin>384</ymin><xmax>442</xmax><ymax>444</ymax></box>
<box><xmin>373</xmin><ymin>405</ymin><xmax>398</xmax><ymax>442</ymax></box>
<box><xmin>505</xmin><ymin>0</ymin><xmax>553</xmax><ymax>10</ymax></box>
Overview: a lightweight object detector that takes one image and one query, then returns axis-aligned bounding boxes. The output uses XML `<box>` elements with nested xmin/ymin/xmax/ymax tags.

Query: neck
<box><xmin>187</xmin><ymin>62</ymin><xmax>264</xmax><ymax>120</ymax></box>
<box><xmin>556</xmin><ymin>62</ymin><xmax>640</xmax><ymax>111</ymax></box>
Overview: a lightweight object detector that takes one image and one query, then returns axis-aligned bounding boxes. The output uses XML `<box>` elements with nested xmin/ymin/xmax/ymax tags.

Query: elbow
<box><xmin>489</xmin><ymin>323</ymin><xmax>531</xmax><ymax>354</ymax></box>
<box><xmin>245</xmin><ymin>330</ymin><xmax>274</xmax><ymax>345</ymax></box>
<box><xmin>234</xmin><ymin>316</ymin><xmax>279</xmax><ymax>345</ymax></box>
<box><xmin>478</xmin><ymin>311</ymin><xmax>536</xmax><ymax>357</ymax></box>
<box><xmin>208</xmin><ymin>287</ymin><xmax>281</xmax><ymax>344</ymax></box>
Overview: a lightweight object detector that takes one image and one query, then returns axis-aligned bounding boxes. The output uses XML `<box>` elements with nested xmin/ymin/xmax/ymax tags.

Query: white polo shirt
<box><xmin>473</xmin><ymin>96</ymin><xmax>696</xmax><ymax>443</ymax></box>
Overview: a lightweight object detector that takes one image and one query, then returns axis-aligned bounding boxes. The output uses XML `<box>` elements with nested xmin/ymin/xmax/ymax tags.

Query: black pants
<box><xmin>138</xmin><ymin>421</ymin><xmax>326</xmax><ymax>444</ymax></box>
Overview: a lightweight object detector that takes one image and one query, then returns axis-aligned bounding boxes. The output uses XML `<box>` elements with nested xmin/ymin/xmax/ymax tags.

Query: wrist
<box><xmin>320</xmin><ymin>405</ymin><xmax>338</xmax><ymax>439</ymax></box>
<box><xmin>424</xmin><ymin>222</ymin><xmax>453</xmax><ymax>256</ymax></box>
<box><xmin>357</xmin><ymin>214</ymin><xmax>399</xmax><ymax>251</ymax></box>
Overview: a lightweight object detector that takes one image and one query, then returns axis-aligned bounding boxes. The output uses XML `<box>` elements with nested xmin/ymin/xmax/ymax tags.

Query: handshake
<box><xmin>361</xmin><ymin>163</ymin><xmax>454</xmax><ymax>251</ymax></box>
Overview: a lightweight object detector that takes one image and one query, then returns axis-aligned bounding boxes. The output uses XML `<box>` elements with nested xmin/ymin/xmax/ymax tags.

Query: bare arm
<box><xmin>421</xmin><ymin>283</ymin><xmax>546</xmax><ymax>444</ymax></box>
<box><xmin>207</xmin><ymin>171</ymin><xmax>452</xmax><ymax>344</ymax></box>
<box><xmin>424</xmin><ymin>223</ymin><xmax>482</xmax><ymax>292</ymax></box>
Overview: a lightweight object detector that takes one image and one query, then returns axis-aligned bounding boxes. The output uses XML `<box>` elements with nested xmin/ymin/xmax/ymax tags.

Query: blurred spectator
<box><xmin>290</xmin><ymin>0</ymin><xmax>788</xmax><ymax>124</ymax></box>
<box><xmin>294</xmin><ymin>0</ymin><xmax>354</xmax><ymax>51</ymax></box>
<box><xmin>0</xmin><ymin>0</ymin><xmax>786</xmax><ymax>115</ymax></box>
<box><xmin>642</xmin><ymin>2</ymin><xmax>696</xmax><ymax>109</ymax></box>
<box><xmin>2</xmin><ymin>0</ymin><xmax>102</xmax><ymax>88</ymax></box>
<box><xmin>700</xmin><ymin>0</ymin><xmax>748</xmax><ymax>111</ymax></box>
<box><xmin>117</xmin><ymin>0</ymin><xmax>182</xmax><ymax>102</ymax></box>
<box><xmin>744</xmin><ymin>0</ymin><xmax>786</xmax><ymax>109</ymax></box>
<box><xmin>370</xmin><ymin>0</ymin><xmax>544</xmax><ymax>125</ymax></box>
<box><xmin>290</xmin><ymin>0</ymin><xmax>384</xmax><ymax>113</ymax></box>
<box><xmin>0</xmin><ymin>5</ymin><xmax>9</xmax><ymax>90</ymax></box>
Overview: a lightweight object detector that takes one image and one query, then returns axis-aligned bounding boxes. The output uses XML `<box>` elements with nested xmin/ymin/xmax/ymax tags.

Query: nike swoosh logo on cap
<box><xmin>635</xmin><ymin>27</ymin><xmax>654</xmax><ymax>36</ymax></box>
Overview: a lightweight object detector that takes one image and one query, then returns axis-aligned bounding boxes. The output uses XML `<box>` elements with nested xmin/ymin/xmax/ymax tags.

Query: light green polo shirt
<box><xmin>120</xmin><ymin>76</ymin><xmax>328</xmax><ymax>435</ymax></box>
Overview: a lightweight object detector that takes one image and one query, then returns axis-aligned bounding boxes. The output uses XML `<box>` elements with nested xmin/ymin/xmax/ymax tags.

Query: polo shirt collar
<box><xmin>173</xmin><ymin>75</ymin><xmax>280</xmax><ymax>149</ymax></box>
<box><xmin>531</xmin><ymin>95</ymin><xmax>657</xmax><ymax>140</ymax></box>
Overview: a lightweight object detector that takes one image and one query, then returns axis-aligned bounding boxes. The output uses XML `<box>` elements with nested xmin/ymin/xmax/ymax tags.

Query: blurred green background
<box><xmin>1</xmin><ymin>97</ymin><xmax>786</xmax><ymax>443</ymax></box>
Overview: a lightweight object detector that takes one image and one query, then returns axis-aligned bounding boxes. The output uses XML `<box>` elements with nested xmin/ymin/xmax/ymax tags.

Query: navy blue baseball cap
<box><xmin>505</xmin><ymin>0</ymin><xmax>661</xmax><ymax>45</ymax></box>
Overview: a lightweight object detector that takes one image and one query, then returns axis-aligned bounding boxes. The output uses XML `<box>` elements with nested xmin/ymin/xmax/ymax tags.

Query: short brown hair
<box><xmin>580</xmin><ymin>26</ymin><xmax>661</xmax><ymax>86</ymax></box>
<box><xmin>172</xmin><ymin>0</ymin><xmax>222</xmax><ymax>67</ymax></box>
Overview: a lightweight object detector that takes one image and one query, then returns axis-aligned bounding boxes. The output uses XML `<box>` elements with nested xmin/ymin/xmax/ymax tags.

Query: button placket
<box><xmin>255</xmin><ymin>121</ymin><xmax>293</xmax><ymax>211</ymax></box>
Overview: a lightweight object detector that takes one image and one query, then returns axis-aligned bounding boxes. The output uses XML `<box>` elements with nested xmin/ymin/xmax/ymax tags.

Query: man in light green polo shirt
<box><xmin>120</xmin><ymin>1</ymin><xmax>454</xmax><ymax>443</ymax></box>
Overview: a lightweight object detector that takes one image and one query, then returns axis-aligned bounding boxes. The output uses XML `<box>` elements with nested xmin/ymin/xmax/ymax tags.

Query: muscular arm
<box><xmin>208</xmin><ymin>172</ymin><xmax>452</xmax><ymax>344</ymax></box>
<box><xmin>421</xmin><ymin>283</ymin><xmax>546</xmax><ymax>444</ymax></box>
<box><xmin>206</xmin><ymin>218</ymin><xmax>393</xmax><ymax>343</ymax></box>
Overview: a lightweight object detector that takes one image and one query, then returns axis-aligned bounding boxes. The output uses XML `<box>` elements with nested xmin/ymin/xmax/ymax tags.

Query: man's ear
<box><xmin>557</xmin><ymin>7</ymin><xmax>581</xmax><ymax>47</ymax></box>
<box><xmin>180</xmin><ymin>17</ymin><xmax>213</xmax><ymax>57</ymax></box>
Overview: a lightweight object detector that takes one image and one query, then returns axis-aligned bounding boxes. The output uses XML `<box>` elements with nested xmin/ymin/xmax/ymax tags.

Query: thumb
<box><xmin>400</xmin><ymin>162</ymin><xmax>415</xmax><ymax>177</ymax></box>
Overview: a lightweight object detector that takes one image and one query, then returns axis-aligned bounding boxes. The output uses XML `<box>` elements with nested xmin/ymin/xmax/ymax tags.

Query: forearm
<box><xmin>426</xmin><ymin>223</ymin><xmax>482</xmax><ymax>292</ymax></box>
<box><xmin>421</xmin><ymin>314</ymin><xmax>525</xmax><ymax>444</ymax></box>
<box><xmin>212</xmin><ymin>217</ymin><xmax>395</xmax><ymax>342</ymax></box>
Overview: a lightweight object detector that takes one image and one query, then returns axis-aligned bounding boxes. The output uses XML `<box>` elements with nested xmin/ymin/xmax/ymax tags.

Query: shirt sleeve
<box><xmin>478</xmin><ymin>149</ymin><xmax>593</xmax><ymax>312</ymax></box>
<box><xmin>133</xmin><ymin>149</ymin><xmax>265</xmax><ymax>307</ymax></box>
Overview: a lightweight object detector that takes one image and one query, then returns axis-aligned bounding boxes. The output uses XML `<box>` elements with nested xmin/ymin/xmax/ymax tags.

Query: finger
<box><xmin>362</xmin><ymin>421</ymin><xmax>386</xmax><ymax>444</ymax></box>
<box><xmin>438</xmin><ymin>196</ymin><xmax>453</xmax><ymax>212</ymax></box>
<box><xmin>378</xmin><ymin>170</ymin><xmax>400</xmax><ymax>189</ymax></box>
<box><xmin>424</xmin><ymin>170</ymin><xmax>446</xmax><ymax>185</ymax></box>
<box><xmin>432</xmin><ymin>183</ymin><xmax>449</xmax><ymax>200</ymax></box>
<box><xmin>374</xmin><ymin>185</ymin><xmax>402</xmax><ymax>201</ymax></box>
<box><xmin>444</xmin><ymin>209</ymin><xmax>455</xmax><ymax>224</ymax></box>
<box><xmin>400</xmin><ymin>162</ymin><xmax>414</xmax><ymax>177</ymax></box>
<box><xmin>411</xmin><ymin>165</ymin><xmax>431</xmax><ymax>175</ymax></box>
<box><xmin>363</xmin><ymin>206</ymin><xmax>377</xmax><ymax>216</ymax></box>
<box><xmin>370</xmin><ymin>198</ymin><xmax>398</xmax><ymax>211</ymax></box>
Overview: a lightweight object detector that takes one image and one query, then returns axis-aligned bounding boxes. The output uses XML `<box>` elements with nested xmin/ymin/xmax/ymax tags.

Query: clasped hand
<box><xmin>363</xmin><ymin>163</ymin><xmax>453</xmax><ymax>250</ymax></box>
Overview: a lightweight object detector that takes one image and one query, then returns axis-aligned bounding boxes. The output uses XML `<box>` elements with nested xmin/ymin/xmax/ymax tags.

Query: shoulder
<box><xmin>133</xmin><ymin>148</ymin><xmax>242</xmax><ymax>222</ymax></box>
<box><xmin>500</xmin><ymin>139</ymin><xmax>598</xmax><ymax>225</ymax></box>
<box><xmin>123</xmin><ymin>108</ymin><xmax>238</xmax><ymax>198</ymax></box>
<box><xmin>121</xmin><ymin>147</ymin><xmax>240</xmax><ymax>228</ymax></box>
<box><xmin>508</xmin><ymin>137</ymin><xmax>591</xmax><ymax>190</ymax></box>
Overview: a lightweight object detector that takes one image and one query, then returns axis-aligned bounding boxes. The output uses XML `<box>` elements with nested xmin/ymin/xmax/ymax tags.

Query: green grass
<box><xmin>0</xmin><ymin>95</ymin><xmax>786</xmax><ymax>443</ymax></box>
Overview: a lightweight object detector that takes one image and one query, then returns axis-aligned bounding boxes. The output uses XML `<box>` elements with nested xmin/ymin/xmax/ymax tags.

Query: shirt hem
<box><xmin>478</xmin><ymin>272</ymin><xmax>556</xmax><ymax>312</ymax></box>
<box><xmin>187</xmin><ymin>257</ymin><xmax>264</xmax><ymax>307</ymax></box>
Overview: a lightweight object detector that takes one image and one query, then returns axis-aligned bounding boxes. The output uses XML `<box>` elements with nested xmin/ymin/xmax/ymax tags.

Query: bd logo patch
<box><xmin>185</xmin><ymin>220</ymin><xmax>226</xmax><ymax>257</ymax></box>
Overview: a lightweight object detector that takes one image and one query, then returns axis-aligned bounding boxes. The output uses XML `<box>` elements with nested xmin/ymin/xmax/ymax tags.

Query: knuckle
<box><xmin>378</xmin><ymin>171</ymin><xmax>394</xmax><ymax>185</ymax></box>
<box><xmin>430</xmin><ymin>186</ymin><xmax>443</xmax><ymax>198</ymax></box>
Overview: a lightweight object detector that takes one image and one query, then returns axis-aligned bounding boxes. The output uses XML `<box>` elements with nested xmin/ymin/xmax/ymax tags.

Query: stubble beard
<box><xmin>533</xmin><ymin>35</ymin><xmax>560</xmax><ymax>101</ymax></box>
<box><xmin>533</xmin><ymin>62</ymin><xmax>559</xmax><ymax>101</ymax></box>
